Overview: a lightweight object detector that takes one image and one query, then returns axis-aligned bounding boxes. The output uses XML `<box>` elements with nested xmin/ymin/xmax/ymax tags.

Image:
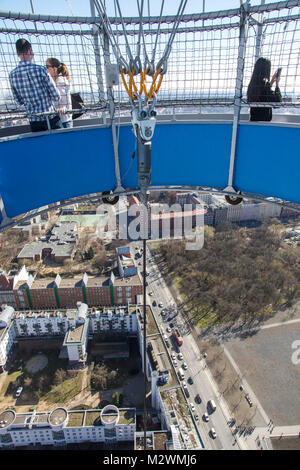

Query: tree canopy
<box><xmin>158</xmin><ymin>222</ymin><xmax>300</xmax><ymax>325</ymax></box>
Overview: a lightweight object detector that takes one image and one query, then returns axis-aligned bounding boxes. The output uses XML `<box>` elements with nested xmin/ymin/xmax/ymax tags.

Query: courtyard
<box><xmin>0</xmin><ymin>340</ymin><xmax>147</xmax><ymax>414</ymax></box>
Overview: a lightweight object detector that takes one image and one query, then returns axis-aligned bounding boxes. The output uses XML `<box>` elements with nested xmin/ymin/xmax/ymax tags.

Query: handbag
<box><xmin>71</xmin><ymin>92</ymin><xmax>85</xmax><ymax>120</ymax></box>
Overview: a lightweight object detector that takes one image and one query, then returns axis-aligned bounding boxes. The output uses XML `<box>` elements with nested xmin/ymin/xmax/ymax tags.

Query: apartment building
<box><xmin>0</xmin><ymin>273</ymin><xmax>14</xmax><ymax>307</ymax></box>
<box><xmin>0</xmin><ymin>302</ymin><xmax>202</xmax><ymax>450</ymax></box>
<box><xmin>176</xmin><ymin>192</ymin><xmax>283</xmax><ymax>226</ymax></box>
<box><xmin>7</xmin><ymin>266</ymin><xmax>142</xmax><ymax>311</ymax></box>
<box><xmin>0</xmin><ymin>306</ymin><xmax>17</xmax><ymax>372</ymax></box>
<box><xmin>0</xmin><ymin>406</ymin><xmax>136</xmax><ymax>448</ymax></box>
<box><xmin>117</xmin><ymin>246</ymin><xmax>138</xmax><ymax>278</ymax></box>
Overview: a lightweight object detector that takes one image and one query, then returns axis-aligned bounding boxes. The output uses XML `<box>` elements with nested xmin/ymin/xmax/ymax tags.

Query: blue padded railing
<box><xmin>0</xmin><ymin>120</ymin><xmax>299</xmax><ymax>224</ymax></box>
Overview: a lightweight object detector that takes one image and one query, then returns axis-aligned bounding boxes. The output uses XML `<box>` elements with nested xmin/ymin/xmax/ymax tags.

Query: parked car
<box><xmin>178</xmin><ymin>353</ymin><xmax>183</xmax><ymax>360</ymax></box>
<box><xmin>203</xmin><ymin>413</ymin><xmax>209</xmax><ymax>422</ymax></box>
<box><xmin>190</xmin><ymin>403</ymin><xmax>195</xmax><ymax>412</ymax></box>
<box><xmin>182</xmin><ymin>382</ymin><xmax>188</xmax><ymax>394</ymax></box>
<box><xmin>152</xmin><ymin>301</ymin><xmax>157</xmax><ymax>307</ymax></box>
<box><xmin>210</xmin><ymin>428</ymin><xmax>217</xmax><ymax>439</ymax></box>
<box><xmin>194</xmin><ymin>414</ymin><xmax>199</xmax><ymax>421</ymax></box>
<box><xmin>159</xmin><ymin>303</ymin><xmax>163</xmax><ymax>308</ymax></box>
<box><xmin>182</xmin><ymin>362</ymin><xmax>188</xmax><ymax>370</ymax></box>
<box><xmin>166</xmin><ymin>327</ymin><xmax>171</xmax><ymax>333</ymax></box>
<box><xmin>15</xmin><ymin>386</ymin><xmax>23</xmax><ymax>398</ymax></box>
<box><xmin>171</xmin><ymin>353</ymin><xmax>176</xmax><ymax>361</ymax></box>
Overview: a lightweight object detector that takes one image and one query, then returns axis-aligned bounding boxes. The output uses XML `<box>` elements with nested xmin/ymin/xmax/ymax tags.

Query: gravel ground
<box><xmin>271</xmin><ymin>436</ymin><xmax>300</xmax><ymax>450</ymax></box>
<box><xmin>225</xmin><ymin>321</ymin><xmax>300</xmax><ymax>426</ymax></box>
<box><xmin>25</xmin><ymin>354</ymin><xmax>48</xmax><ymax>373</ymax></box>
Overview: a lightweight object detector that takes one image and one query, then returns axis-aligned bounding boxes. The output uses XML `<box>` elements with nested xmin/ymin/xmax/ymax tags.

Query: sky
<box><xmin>0</xmin><ymin>0</ymin><xmax>281</xmax><ymax>17</ymax></box>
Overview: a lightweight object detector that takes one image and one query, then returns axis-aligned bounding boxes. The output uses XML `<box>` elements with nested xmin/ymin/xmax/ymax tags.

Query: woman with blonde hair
<box><xmin>46</xmin><ymin>57</ymin><xmax>73</xmax><ymax>128</ymax></box>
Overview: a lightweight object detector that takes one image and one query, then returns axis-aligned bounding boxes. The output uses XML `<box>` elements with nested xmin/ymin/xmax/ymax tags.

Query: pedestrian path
<box><xmin>245</xmin><ymin>424</ymin><xmax>300</xmax><ymax>450</ymax></box>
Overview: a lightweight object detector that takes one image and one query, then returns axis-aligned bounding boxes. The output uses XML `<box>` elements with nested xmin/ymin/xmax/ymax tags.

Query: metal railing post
<box><xmin>224</xmin><ymin>0</ymin><xmax>250</xmax><ymax>196</ymax></box>
<box><xmin>101</xmin><ymin>17</ymin><xmax>123</xmax><ymax>193</ymax></box>
<box><xmin>255</xmin><ymin>0</ymin><xmax>265</xmax><ymax>62</ymax></box>
<box><xmin>90</xmin><ymin>0</ymin><xmax>105</xmax><ymax>103</ymax></box>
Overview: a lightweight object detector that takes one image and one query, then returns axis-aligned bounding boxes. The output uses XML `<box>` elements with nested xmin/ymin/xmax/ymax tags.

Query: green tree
<box><xmin>112</xmin><ymin>391</ymin><xmax>123</xmax><ymax>406</ymax></box>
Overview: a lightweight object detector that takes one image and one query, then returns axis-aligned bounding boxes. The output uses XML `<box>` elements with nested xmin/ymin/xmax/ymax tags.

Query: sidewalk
<box><xmin>246</xmin><ymin>424</ymin><xmax>300</xmax><ymax>450</ymax></box>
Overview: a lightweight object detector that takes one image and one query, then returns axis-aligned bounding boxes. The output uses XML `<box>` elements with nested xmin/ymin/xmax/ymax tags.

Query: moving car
<box><xmin>166</xmin><ymin>327</ymin><xmax>171</xmax><ymax>333</ymax></box>
<box><xmin>210</xmin><ymin>428</ymin><xmax>217</xmax><ymax>439</ymax></box>
<box><xmin>188</xmin><ymin>376</ymin><xmax>194</xmax><ymax>385</ymax></box>
<box><xmin>207</xmin><ymin>399</ymin><xmax>217</xmax><ymax>412</ymax></box>
<box><xmin>194</xmin><ymin>414</ymin><xmax>199</xmax><ymax>421</ymax></box>
<box><xmin>190</xmin><ymin>403</ymin><xmax>195</xmax><ymax>412</ymax></box>
<box><xmin>158</xmin><ymin>303</ymin><xmax>163</xmax><ymax>308</ymax></box>
<box><xmin>203</xmin><ymin>413</ymin><xmax>209</xmax><ymax>422</ymax></box>
<box><xmin>15</xmin><ymin>386</ymin><xmax>23</xmax><ymax>398</ymax></box>
<box><xmin>182</xmin><ymin>362</ymin><xmax>188</xmax><ymax>370</ymax></box>
<box><xmin>195</xmin><ymin>393</ymin><xmax>201</xmax><ymax>404</ymax></box>
<box><xmin>152</xmin><ymin>301</ymin><xmax>157</xmax><ymax>307</ymax></box>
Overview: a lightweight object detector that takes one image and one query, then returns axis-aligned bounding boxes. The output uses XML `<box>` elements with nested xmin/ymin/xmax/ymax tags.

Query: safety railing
<box><xmin>0</xmin><ymin>0</ymin><xmax>299</xmax><ymax>129</ymax></box>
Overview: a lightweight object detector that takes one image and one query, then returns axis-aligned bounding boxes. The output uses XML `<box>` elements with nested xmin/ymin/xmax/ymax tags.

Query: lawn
<box><xmin>43</xmin><ymin>372</ymin><xmax>84</xmax><ymax>403</ymax></box>
<box><xmin>2</xmin><ymin>366</ymin><xmax>23</xmax><ymax>396</ymax></box>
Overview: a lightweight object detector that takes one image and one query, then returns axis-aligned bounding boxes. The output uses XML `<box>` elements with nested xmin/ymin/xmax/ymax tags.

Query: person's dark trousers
<box><xmin>30</xmin><ymin>115</ymin><xmax>61</xmax><ymax>132</ymax></box>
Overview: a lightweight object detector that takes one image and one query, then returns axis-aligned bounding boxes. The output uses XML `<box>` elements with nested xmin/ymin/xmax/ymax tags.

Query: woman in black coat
<box><xmin>247</xmin><ymin>57</ymin><xmax>282</xmax><ymax>121</ymax></box>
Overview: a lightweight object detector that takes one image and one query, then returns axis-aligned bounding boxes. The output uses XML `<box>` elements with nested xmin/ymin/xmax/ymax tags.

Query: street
<box><xmin>133</xmin><ymin>241</ymin><xmax>240</xmax><ymax>450</ymax></box>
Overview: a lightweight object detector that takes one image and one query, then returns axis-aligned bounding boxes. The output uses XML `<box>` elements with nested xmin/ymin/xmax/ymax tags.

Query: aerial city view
<box><xmin>0</xmin><ymin>0</ymin><xmax>300</xmax><ymax>458</ymax></box>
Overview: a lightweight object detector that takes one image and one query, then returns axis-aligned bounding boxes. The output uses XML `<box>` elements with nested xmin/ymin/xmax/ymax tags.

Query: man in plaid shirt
<box><xmin>9</xmin><ymin>38</ymin><xmax>61</xmax><ymax>132</ymax></box>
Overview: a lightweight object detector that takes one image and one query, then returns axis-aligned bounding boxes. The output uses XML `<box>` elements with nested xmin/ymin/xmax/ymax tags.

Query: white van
<box><xmin>178</xmin><ymin>368</ymin><xmax>185</xmax><ymax>380</ymax></box>
<box><xmin>208</xmin><ymin>399</ymin><xmax>216</xmax><ymax>412</ymax></box>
